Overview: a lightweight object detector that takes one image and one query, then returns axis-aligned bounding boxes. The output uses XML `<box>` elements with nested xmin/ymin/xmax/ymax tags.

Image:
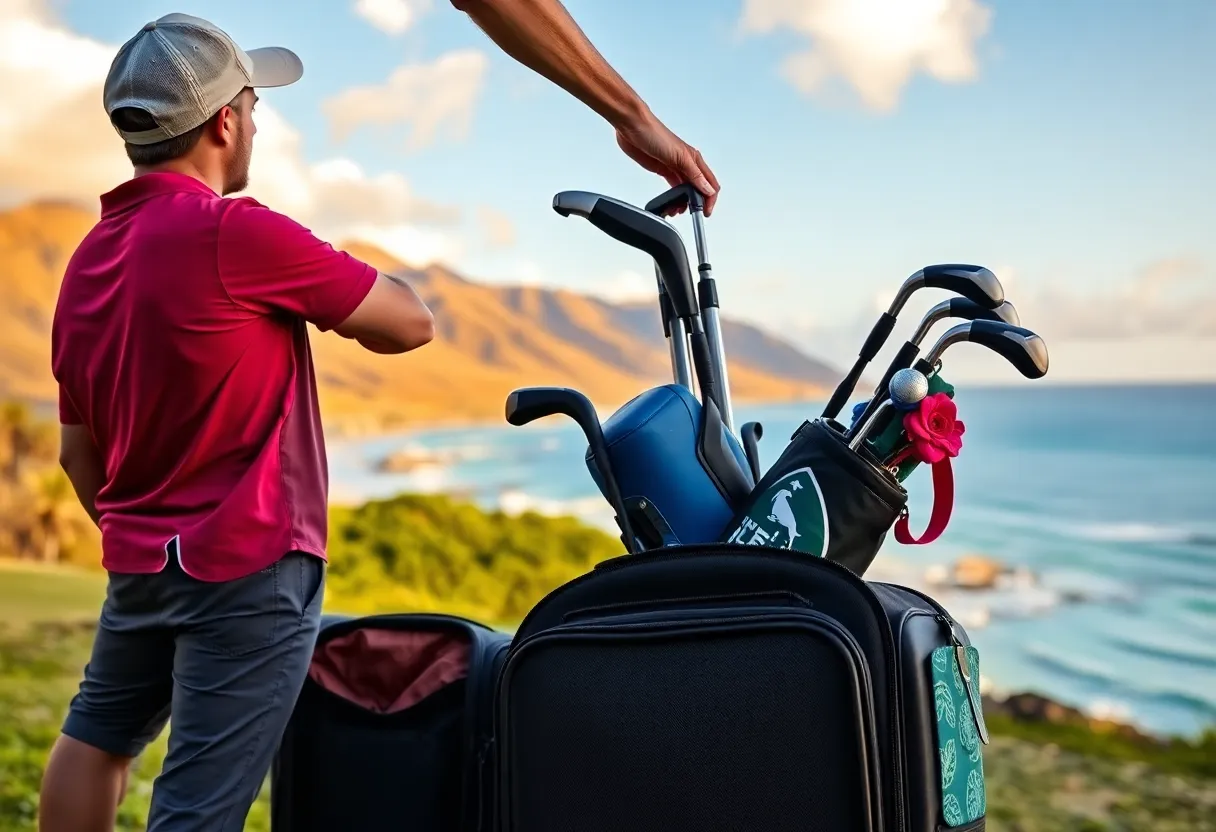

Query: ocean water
<box><xmin>327</xmin><ymin>384</ymin><xmax>1216</xmax><ymax>739</ymax></box>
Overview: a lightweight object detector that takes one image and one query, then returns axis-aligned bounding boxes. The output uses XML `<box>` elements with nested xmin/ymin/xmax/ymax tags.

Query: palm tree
<box><xmin>33</xmin><ymin>467</ymin><xmax>78</xmax><ymax>563</ymax></box>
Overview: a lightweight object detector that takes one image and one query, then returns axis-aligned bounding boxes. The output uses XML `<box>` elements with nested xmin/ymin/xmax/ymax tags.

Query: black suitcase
<box><xmin>493</xmin><ymin>543</ymin><xmax>990</xmax><ymax>832</ymax></box>
<box><xmin>270</xmin><ymin>612</ymin><xmax>511</xmax><ymax>832</ymax></box>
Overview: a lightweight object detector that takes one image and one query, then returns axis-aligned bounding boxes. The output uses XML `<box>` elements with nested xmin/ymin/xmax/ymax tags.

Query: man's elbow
<box><xmin>403</xmin><ymin>308</ymin><xmax>436</xmax><ymax>351</ymax></box>
<box><xmin>371</xmin><ymin>309</ymin><xmax>435</xmax><ymax>354</ymax></box>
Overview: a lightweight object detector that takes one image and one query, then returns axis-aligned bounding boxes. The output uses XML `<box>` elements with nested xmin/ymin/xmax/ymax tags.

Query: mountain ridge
<box><xmin>0</xmin><ymin>201</ymin><xmax>840</xmax><ymax>435</ymax></box>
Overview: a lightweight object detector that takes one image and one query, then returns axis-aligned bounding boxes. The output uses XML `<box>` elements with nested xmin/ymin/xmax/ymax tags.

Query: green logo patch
<box><xmin>725</xmin><ymin>467</ymin><xmax>829</xmax><ymax>557</ymax></box>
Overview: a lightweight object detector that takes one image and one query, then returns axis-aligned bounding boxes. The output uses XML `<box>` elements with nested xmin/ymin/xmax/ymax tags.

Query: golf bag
<box><xmin>720</xmin><ymin>417</ymin><xmax>908</xmax><ymax>573</ymax></box>
<box><xmin>269</xmin><ymin>612</ymin><xmax>511</xmax><ymax>832</ymax></box>
<box><xmin>587</xmin><ymin>383</ymin><xmax>753</xmax><ymax>549</ymax></box>
<box><xmin>494</xmin><ymin>543</ymin><xmax>990</xmax><ymax>832</ymax></box>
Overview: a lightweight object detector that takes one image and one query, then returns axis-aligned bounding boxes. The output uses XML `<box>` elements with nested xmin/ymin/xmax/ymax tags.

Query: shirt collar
<box><xmin>100</xmin><ymin>172</ymin><xmax>218</xmax><ymax>217</ymax></box>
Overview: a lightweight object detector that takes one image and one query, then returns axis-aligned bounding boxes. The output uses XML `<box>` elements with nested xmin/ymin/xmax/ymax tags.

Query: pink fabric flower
<box><xmin>903</xmin><ymin>393</ymin><xmax>965</xmax><ymax>464</ymax></box>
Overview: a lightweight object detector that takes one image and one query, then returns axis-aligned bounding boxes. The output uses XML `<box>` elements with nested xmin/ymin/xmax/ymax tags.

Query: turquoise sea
<box><xmin>328</xmin><ymin>384</ymin><xmax>1216</xmax><ymax>739</ymax></box>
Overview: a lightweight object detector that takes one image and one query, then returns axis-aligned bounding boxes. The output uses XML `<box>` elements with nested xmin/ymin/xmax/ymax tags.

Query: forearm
<box><xmin>61</xmin><ymin>455</ymin><xmax>104</xmax><ymax>528</ymax></box>
<box><xmin>453</xmin><ymin>0</ymin><xmax>651</xmax><ymax>129</ymax></box>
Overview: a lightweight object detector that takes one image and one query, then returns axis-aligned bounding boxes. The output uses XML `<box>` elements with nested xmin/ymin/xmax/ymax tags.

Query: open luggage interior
<box><xmin>270</xmin><ymin>613</ymin><xmax>510</xmax><ymax>832</ymax></box>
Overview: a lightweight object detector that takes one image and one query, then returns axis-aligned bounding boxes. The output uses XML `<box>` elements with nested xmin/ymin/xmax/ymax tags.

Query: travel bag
<box><xmin>269</xmin><ymin>612</ymin><xmax>511</xmax><ymax>832</ymax></box>
<box><xmin>493</xmin><ymin>543</ymin><xmax>989</xmax><ymax>832</ymax></box>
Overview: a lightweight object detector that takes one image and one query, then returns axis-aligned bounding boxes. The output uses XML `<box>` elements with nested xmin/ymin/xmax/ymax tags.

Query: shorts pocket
<box><xmin>194</xmin><ymin>559</ymin><xmax>287</xmax><ymax>658</ymax></box>
<box><xmin>295</xmin><ymin>552</ymin><xmax>326</xmax><ymax>624</ymax></box>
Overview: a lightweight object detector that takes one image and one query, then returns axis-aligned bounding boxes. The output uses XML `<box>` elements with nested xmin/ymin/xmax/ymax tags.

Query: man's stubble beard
<box><xmin>222</xmin><ymin>122</ymin><xmax>253</xmax><ymax>196</ymax></box>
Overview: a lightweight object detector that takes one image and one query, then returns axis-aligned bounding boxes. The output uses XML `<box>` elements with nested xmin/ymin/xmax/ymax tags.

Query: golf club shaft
<box><xmin>848</xmin><ymin>399</ymin><xmax>893</xmax><ymax>449</ymax></box>
<box><xmin>656</xmin><ymin>263</ymin><xmax>694</xmax><ymax>389</ymax></box>
<box><xmin>689</xmin><ymin>207</ymin><xmax>734</xmax><ymax>433</ymax></box>
<box><xmin>824</xmin><ymin>312</ymin><xmax>899</xmax><ymax>419</ymax></box>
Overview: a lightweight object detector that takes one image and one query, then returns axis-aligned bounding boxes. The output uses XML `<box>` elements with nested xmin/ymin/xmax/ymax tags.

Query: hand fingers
<box><xmin>692</xmin><ymin>149</ymin><xmax>720</xmax><ymax>216</ymax></box>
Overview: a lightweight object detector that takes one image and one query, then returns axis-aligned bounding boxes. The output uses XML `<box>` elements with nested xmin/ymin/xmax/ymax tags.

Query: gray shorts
<box><xmin>62</xmin><ymin>547</ymin><xmax>325</xmax><ymax>831</ymax></box>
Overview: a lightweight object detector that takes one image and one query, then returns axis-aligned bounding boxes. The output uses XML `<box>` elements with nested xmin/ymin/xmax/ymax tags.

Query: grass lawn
<box><xmin>0</xmin><ymin>560</ymin><xmax>107</xmax><ymax>627</ymax></box>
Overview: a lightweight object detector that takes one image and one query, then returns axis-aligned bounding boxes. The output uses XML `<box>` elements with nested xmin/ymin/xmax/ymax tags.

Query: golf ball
<box><xmin>889</xmin><ymin>368</ymin><xmax>929</xmax><ymax>408</ymax></box>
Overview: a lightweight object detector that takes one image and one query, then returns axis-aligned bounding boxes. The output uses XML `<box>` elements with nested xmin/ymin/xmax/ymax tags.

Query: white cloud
<box><xmin>782</xmin><ymin>257</ymin><xmax>1216</xmax><ymax>384</ymax></box>
<box><xmin>354</xmin><ymin>0</ymin><xmax>432</xmax><ymax>35</ymax></box>
<box><xmin>0</xmin><ymin>1</ymin><xmax>466</xmax><ymax>268</ymax></box>
<box><xmin>591</xmin><ymin>270</ymin><xmax>655</xmax><ymax>304</ymax></box>
<box><xmin>0</xmin><ymin>0</ymin><xmax>130</xmax><ymax>203</ymax></box>
<box><xmin>477</xmin><ymin>206</ymin><xmax>516</xmax><ymax>249</ymax></box>
<box><xmin>1014</xmin><ymin>257</ymin><xmax>1216</xmax><ymax>341</ymax></box>
<box><xmin>739</xmin><ymin>0</ymin><xmax>993</xmax><ymax>112</ymax></box>
<box><xmin>322</xmin><ymin>50</ymin><xmax>489</xmax><ymax>152</ymax></box>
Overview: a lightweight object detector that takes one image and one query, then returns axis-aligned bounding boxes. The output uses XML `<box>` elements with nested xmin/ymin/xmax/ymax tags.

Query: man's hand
<box><xmin>452</xmin><ymin>0</ymin><xmax>720</xmax><ymax>214</ymax></box>
<box><xmin>615</xmin><ymin>113</ymin><xmax>720</xmax><ymax>216</ymax></box>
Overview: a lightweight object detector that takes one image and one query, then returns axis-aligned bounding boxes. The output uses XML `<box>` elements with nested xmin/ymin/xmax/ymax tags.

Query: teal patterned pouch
<box><xmin>931</xmin><ymin>645</ymin><xmax>989</xmax><ymax>826</ymax></box>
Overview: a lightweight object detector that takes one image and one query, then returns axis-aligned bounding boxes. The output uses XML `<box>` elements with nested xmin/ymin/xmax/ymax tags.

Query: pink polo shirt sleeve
<box><xmin>59</xmin><ymin>384</ymin><xmax>82</xmax><ymax>425</ymax></box>
<box><xmin>216</xmin><ymin>197</ymin><xmax>378</xmax><ymax>332</ymax></box>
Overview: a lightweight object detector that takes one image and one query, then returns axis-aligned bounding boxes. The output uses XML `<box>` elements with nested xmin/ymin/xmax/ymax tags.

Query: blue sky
<box><xmin>13</xmin><ymin>0</ymin><xmax>1216</xmax><ymax>382</ymax></box>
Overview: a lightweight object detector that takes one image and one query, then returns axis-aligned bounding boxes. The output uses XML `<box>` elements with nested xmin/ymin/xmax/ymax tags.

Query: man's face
<box><xmin>222</xmin><ymin>88</ymin><xmax>257</xmax><ymax>195</ymax></box>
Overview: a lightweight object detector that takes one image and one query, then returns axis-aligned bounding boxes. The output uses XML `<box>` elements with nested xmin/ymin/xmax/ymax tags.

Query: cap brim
<box><xmin>247</xmin><ymin>46</ymin><xmax>303</xmax><ymax>88</ymax></box>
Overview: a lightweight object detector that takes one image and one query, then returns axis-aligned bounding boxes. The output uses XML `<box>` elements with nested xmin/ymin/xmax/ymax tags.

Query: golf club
<box><xmin>646</xmin><ymin>184</ymin><xmax>735</xmax><ymax>433</ymax></box>
<box><xmin>847</xmin><ymin>367</ymin><xmax>930</xmax><ymax>448</ymax></box>
<box><xmin>505</xmin><ymin>386</ymin><xmax>638</xmax><ymax>554</ymax></box>
<box><xmin>914</xmin><ymin>320</ymin><xmax>1050</xmax><ymax>380</ymax></box>
<box><xmin>552</xmin><ymin>190</ymin><xmax>723</xmax><ymax>420</ymax></box>
<box><xmin>740</xmin><ymin>421</ymin><xmax>764</xmax><ymax>481</ymax></box>
<box><xmin>654</xmin><ymin>264</ymin><xmax>693</xmax><ymax>390</ymax></box>
<box><xmin>850</xmin><ymin>299</ymin><xmax>1021</xmax><ymax>432</ymax></box>
<box><xmin>822</xmin><ymin>264</ymin><xmax>1005</xmax><ymax>420</ymax></box>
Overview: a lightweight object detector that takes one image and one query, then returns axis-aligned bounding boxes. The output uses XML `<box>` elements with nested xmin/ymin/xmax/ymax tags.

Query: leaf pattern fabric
<box><xmin>932</xmin><ymin>645</ymin><xmax>986</xmax><ymax>826</ymax></box>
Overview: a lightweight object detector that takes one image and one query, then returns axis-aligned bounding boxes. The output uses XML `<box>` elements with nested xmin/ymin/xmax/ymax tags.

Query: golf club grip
<box><xmin>645</xmin><ymin>183</ymin><xmax>705</xmax><ymax>216</ymax></box>
<box><xmin>823</xmin><ymin>312</ymin><xmax>900</xmax><ymax>418</ymax></box>
<box><xmin>822</xmin><ymin>358</ymin><xmax>865</xmax><ymax>419</ymax></box>
<box><xmin>587</xmin><ymin>200</ymin><xmax>697</xmax><ymax>319</ymax></box>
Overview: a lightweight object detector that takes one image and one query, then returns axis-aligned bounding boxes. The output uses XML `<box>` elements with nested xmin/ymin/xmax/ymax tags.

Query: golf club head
<box><xmin>909</xmin><ymin>298</ymin><xmax>1021</xmax><ymax>345</ymax></box>
<box><xmin>505</xmin><ymin>385</ymin><xmax>598</xmax><ymax>427</ymax></box>
<box><xmin>924</xmin><ymin>320</ymin><xmax>1050</xmax><ymax>379</ymax></box>
<box><xmin>504</xmin><ymin>386</ymin><xmax>639</xmax><ymax>553</ymax></box>
<box><xmin>552</xmin><ymin>190</ymin><xmax>697</xmax><ymax>321</ymax></box>
<box><xmin>890</xmin><ymin>264</ymin><xmax>1004</xmax><ymax>316</ymax></box>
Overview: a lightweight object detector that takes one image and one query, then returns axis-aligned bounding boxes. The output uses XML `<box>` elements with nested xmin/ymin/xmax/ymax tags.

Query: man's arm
<box><xmin>219</xmin><ymin>199</ymin><xmax>436</xmax><ymax>355</ymax></box>
<box><xmin>451</xmin><ymin>0</ymin><xmax>720</xmax><ymax>214</ymax></box>
<box><xmin>59</xmin><ymin>425</ymin><xmax>105</xmax><ymax>528</ymax></box>
<box><xmin>333</xmin><ymin>272</ymin><xmax>436</xmax><ymax>354</ymax></box>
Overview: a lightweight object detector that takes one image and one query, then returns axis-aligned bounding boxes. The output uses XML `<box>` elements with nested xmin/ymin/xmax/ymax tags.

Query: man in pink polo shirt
<box><xmin>41</xmin><ymin>6</ymin><xmax>720</xmax><ymax>832</ymax></box>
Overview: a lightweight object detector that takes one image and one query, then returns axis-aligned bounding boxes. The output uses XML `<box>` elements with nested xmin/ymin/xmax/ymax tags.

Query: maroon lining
<box><xmin>308</xmin><ymin>628</ymin><xmax>471</xmax><ymax>714</ymax></box>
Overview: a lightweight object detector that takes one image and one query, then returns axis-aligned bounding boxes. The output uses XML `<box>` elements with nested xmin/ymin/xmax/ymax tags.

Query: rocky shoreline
<box><xmin>982</xmin><ymin>690</ymin><xmax>1161</xmax><ymax>744</ymax></box>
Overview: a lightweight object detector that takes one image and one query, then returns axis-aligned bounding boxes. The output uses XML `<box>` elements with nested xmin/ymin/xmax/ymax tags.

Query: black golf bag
<box><xmin>494</xmin><ymin>543</ymin><xmax>990</xmax><ymax>832</ymax></box>
<box><xmin>269</xmin><ymin>612</ymin><xmax>510</xmax><ymax>832</ymax></box>
<box><xmin>719</xmin><ymin>416</ymin><xmax>910</xmax><ymax>569</ymax></box>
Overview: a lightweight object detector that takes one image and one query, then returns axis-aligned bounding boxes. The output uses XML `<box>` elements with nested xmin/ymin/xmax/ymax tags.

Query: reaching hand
<box><xmin>615</xmin><ymin>113</ymin><xmax>720</xmax><ymax>216</ymax></box>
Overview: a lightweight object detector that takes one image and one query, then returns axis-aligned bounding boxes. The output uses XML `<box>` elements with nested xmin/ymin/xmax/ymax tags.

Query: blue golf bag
<box><xmin>586</xmin><ymin>383</ymin><xmax>754</xmax><ymax>549</ymax></box>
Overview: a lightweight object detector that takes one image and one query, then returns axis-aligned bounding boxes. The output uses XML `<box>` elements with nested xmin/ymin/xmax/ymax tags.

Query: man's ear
<box><xmin>207</xmin><ymin>105</ymin><xmax>238</xmax><ymax>147</ymax></box>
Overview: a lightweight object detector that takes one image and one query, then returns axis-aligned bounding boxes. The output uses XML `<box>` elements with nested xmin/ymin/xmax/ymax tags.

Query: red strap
<box><xmin>894</xmin><ymin>456</ymin><xmax>954</xmax><ymax>545</ymax></box>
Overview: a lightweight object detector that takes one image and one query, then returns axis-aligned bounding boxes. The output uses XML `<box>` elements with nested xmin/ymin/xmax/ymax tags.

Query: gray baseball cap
<box><xmin>103</xmin><ymin>13</ymin><xmax>303</xmax><ymax>145</ymax></box>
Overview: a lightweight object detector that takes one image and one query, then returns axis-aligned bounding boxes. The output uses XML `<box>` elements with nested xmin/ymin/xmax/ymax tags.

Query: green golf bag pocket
<box><xmin>931</xmin><ymin>645</ymin><xmax>988</xmax><ymax>828</ymax></box>
<box><xmin>721</xmin><ymin>418</ymin><xmax>907</xmax><ymax>577</ymax></box>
